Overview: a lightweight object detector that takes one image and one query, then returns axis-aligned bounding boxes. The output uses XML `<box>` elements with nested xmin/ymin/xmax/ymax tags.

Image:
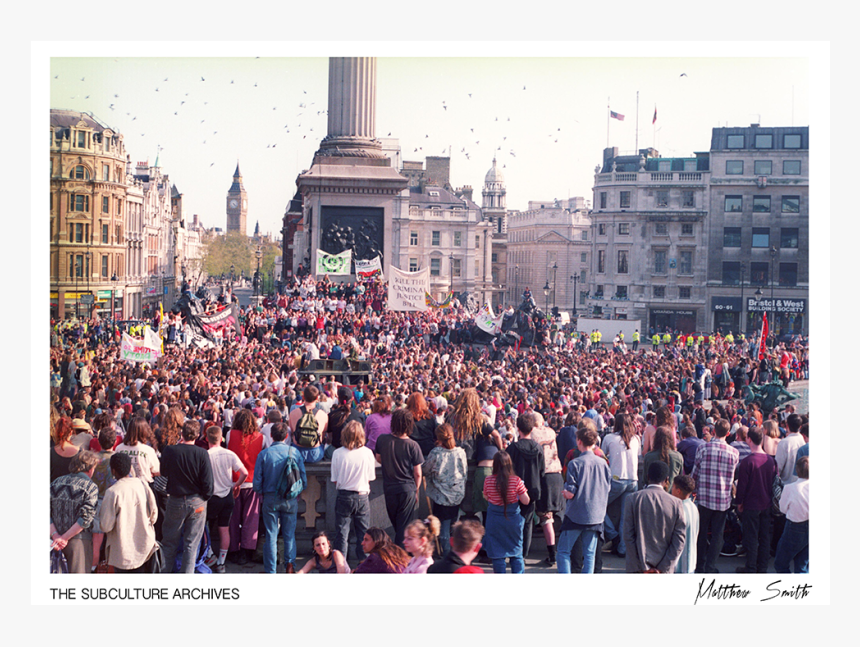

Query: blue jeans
<box><xmin>161</xmin><ymin>494</ymin><xmax>207</xmax><ymax>574</ymax></box>
<box><xmin>261</xmin><ymin>494</ymin><xmax>298</xmax><ymax>573</ymax></box>
<box><xmin>557</xmin><ymin>528</ymin><xmax>599</xmax><ymax>574</ymax></box>
<box><xmin>604</xmin><ymin>478</ymin><xmax>637</xmax><ymax>555</ymax></box>
<box><xmin>774</xmin><ymin>519</ymin><xmax>809</xmax><ymax>573</ymax></box>
<box><xmin>492</xmin><ymin>556</ymin><xmax>525</xmax><ymax>574</ymax></box>
<box><xmin>295</xmin><ymin>445</ymin><xmax>325</xmax><ymax>464</ymax></box>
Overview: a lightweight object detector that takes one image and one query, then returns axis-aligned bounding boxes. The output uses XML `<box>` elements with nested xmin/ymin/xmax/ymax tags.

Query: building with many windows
<box><xmin>506</xmin><ymin>197</ymin><xmax>591</xmax><ymax>316</ymax></box>
<box><xmin>396</xmin><ymin>168</ymin><xmax>492</xmax><ymax>301</ymax></box>
<box><xmin>50</xmin><ymin>110</ymin><xmax>130</xmax><ymax>320</ymax></box>
<box><xmin>589</xmin><ymin>147</ymin><xmax>710</xmax><ymax>332</ymax></box>
<box><xmin>706</xmin><ymin>125</ymin><xmax>809</xmax><ymax>336</ymax></box>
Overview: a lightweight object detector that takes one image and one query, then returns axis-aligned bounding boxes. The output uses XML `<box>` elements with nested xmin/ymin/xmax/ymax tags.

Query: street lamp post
<box><xmin>770</xmin><ymin>246</ymin><xmax>777</xmax><ymax>339</ymax></box>
<box><xmin>514</xmin><ymin>264</ymin><xmax>519</xmax><ymax>303</ymax></box>
<box><xmin>543</xmin><ymin>281</ymin><xmax>550</xmax><ymax>316</ymax></box>
<box><xmin>570</xmin><ymin>274</ymin><xmax>578</xmax><ymax>317</ymax></box>
<box><xmin>551</xmin><ymin>262</ymin><xmax>558</xmax><ymax>312</ymax></box>
<box><xmin>254</xmin><ymin>245</ymin><xmax>263</xmax><ymax>301</ymax></box>
<box><xmin>739</xmin><ymin>262</ymin><xmax>745</xmax><ymax>335</ymax></box>
<box><xmin>74</xmin><ymin>258</ymin><xmax>79</xmax><ymax>319</ymax></box>
<box><xmin>85</xmin><ymin>250</ymin><xmax>91</xmax><ymax>317</ymax></box>
<box><xmin>754</xmin><ymin>287</ymin><xmax>763</xmax><ymax>341</ymax></box>
<box><xmin>110</xmin><ymin>273</ymin><xmax>118</xmax><ymax>321</ymax></box>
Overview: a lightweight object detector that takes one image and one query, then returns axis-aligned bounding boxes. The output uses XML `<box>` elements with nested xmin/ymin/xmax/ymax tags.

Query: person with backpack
<box><xmin>288</xmin><ymin>385</ymin><xmax>328</xmax><ymax>464</ymax></box>
<box><xmin>253</xmin><ymin>421</ymin><xmax>307</xmax><ymax>574</ymax></box>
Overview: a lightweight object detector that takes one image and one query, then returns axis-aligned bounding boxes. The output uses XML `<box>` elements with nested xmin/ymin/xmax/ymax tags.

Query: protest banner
<box><xmin>316</xmin><ymin>249</ymin><xmax>352</xmax><ymax>275</ymax></box>
<box><xmin>388</xmin><ymin>266</ymin><xmax>429</xmax><ymax>311</ymax></box>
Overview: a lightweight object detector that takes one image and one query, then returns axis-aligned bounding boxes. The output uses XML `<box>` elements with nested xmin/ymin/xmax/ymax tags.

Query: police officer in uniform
<box><xmin>632</xmin><ymin>329</ymin><xmax>640</xmax><ymax>352</ymax></box>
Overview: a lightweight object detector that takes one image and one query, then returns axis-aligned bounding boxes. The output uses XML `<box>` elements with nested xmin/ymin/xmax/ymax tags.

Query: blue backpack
<box><xmin>277</xmin><ymin>450</ymin><xmax>304</xmax><ymax>500</ymax></box>
<box><xmin>173</xmin><ymin>525</ymin><xmax>212</xmax><ymax>574</ymax></box>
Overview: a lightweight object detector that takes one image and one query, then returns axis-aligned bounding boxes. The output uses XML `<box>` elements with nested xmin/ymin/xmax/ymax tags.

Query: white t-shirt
<box><xmin>601</xmin><ymin>433</ymin><xmax>640</xmax><ymax>480</ymax></box>
<box><xmin>208</xmin><ymin>446</ymin><xmax>245</xmax><ymax>498</ymax></box>
<box><xmin>115</xmin><ymin>442</ymin><xmax>160</xmax><ymax>483</ymax></box>
<box><xmin>330</xmin><ymin>446</ymin><xmax>377</xmax><ymax>494</ymax></box>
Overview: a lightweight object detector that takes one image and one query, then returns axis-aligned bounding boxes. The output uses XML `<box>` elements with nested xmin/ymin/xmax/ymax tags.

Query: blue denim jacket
<box><xmin>253</xmin><ymin>441</ymin><xmax>307</xmax><ymax>496</ymax></box>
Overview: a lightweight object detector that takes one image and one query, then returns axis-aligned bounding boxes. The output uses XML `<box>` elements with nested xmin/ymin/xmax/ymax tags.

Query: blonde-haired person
<box><xmin>529</xmin><ymin>411</ymin><xmax>564</xmax><ymax>566</ymax></box>
<box><xmin>330</xmin><ymin>420</ymin><xmax>376</xmax><ymax>564</ymax></box>
<box><xmin>762</xmin><ymin>420</ymin><xmax>781</xmax><ymax>456</ymax></box>
<box><xmin>449</xmin><ymin>388</ymin><xmax>502</xmax><ymax>525</ymax></box>
<box><xmin>403</xmin><ymin>516</ymin><xmax>441</xmax><ymax>573</ymax></box>
<box><xmin>424</xmin><ymin>424</ymin><xmax>468</xmax><ymax>553</ymax></box>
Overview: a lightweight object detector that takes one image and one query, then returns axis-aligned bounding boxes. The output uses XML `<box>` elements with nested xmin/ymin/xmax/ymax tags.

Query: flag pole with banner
<box><xmin>758</xmin><ymin>311</ymin><xmax>769</xmax><ymax>360</ymax></box>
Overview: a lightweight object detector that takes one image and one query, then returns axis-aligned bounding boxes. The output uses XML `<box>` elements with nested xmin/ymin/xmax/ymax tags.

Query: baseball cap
<box><xmin>337</xmin><ymin>386</ymin><xmax>354</xmax><ymax>402</ymax></box>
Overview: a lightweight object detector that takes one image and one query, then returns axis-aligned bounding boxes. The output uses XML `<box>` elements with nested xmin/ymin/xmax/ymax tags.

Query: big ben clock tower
<box><xmin>226</xmin><ymin>161</ymin><xmax>248</xmax><ymax>235</ymax></box>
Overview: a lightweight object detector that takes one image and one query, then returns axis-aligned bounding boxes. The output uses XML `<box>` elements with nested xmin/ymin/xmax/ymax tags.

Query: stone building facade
<box><xmin>506</xmin><ymin>197</ymin><xmax>591</xmax><ymax>315</ymax></box>
<box><xmin>706</xmin><ymin>125</ymin><xmax>809</xmax><ymax>336</ymax></box>
<box><xmin>50</xmin><ymin>110</ymin><xmax>132</xmax><ymax>320</ymax></box>
<box><xmin>589</xmin><ymin>147</ymin><xmax>710</xmax><ymax>333</ymax></box>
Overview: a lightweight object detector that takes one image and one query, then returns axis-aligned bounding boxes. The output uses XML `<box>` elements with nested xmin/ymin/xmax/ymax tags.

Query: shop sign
<box><xmin>746</xmin><ymin>298</ymin><xmax>806</xmax><ymax>314</ymax></box>
<box><xmin>712</xmin><ymin>296</ymin><xmax>743</xmax><ymax>312</ymax></box>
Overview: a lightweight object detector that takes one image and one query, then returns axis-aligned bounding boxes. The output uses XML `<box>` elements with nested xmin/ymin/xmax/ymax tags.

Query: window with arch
<box><xmin>71</xmin><ymin>165</ymin><xmax>90</xmax><ymax>180</ymax></box>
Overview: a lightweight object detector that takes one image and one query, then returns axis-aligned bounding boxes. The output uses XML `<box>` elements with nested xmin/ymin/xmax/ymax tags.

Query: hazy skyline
<box><xmin>50</xmin><ymin>53</ymin><xmax>809</xmax><ymax>240</ymax></box>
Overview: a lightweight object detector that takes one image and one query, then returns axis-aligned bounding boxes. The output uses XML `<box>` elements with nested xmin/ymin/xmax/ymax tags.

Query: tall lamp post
<box><xmin>110</xmin><ymin>273</ymin><xmax>118</xmax><ymax>321</ymax></box>
<box><xmin>770</xmin><ymin>246</ymin><xmax>777</xmax><ymax>339</ymax></box>
<box><xmin>551</xmin><ymin>262</ymin><xmax>558</xmax><ymax>312</ymax></box>
<box><xmin>739</xmin><ymin>262</ymin><xmax>746</xmax><ymax>335</ymax></box>
<box><xmin>74</xmin><ymin>256</ymin><xmax>80</xmax><ymax>319</ymax></box>
<box><xmin>754</xmin><ymin>287</ymin><xmax>763</xmax><ymax>341</ymax></box>
<box><xmin>543</xmin><ymin>280</ymin><xmax>551</xmax><ymax>316</ymax></box>
<box><xmin>570</xmin><ymin>274</ymin><xmax>578</xmax><ymax>317</ymax></box>
<box><xmin>514</xmin><ymin>264</ymin><xmax>519</xmax><ymax>303</ymax></box>
<box><xmin>85</xmin><ymin>250</ymin><xmax>92</xmax><ymax>317</ymax></box>
<box><xmin>254</xmin><ymin>246</ymin><xmax>263</xmax><ymax>301</ymax></box>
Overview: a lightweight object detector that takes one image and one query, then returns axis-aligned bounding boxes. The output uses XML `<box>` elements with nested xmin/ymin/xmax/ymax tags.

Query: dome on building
<box><xmin>484</xmin><ymin>157</ymin><xmax>504</xmax><ymax>184</ymax></box>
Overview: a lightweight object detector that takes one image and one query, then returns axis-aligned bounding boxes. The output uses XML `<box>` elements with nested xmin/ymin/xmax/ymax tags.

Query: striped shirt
<box><xmin>483</xmin><ymin>474</ymin><xmax>527</xmax><ymax>507</ymax></box>
<box><xmin>691</xmin><ymin>439</ymin><xmax>739</xmax><ymax>511</ymax></box>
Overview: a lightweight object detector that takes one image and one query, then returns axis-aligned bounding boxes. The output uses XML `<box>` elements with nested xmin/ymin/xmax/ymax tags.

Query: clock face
<box><xmin>229</xmin><ymin>199</ymin><xmax>238</xmax><ymax>209</ymax></box>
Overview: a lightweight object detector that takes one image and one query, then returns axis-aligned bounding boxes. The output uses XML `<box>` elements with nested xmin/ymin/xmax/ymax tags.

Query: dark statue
<box><xmin>741</xmin><ymin>382</ymin><xmax>798</xmax><ymax>414</ymax></box>
<box><xmin>320</xmin><ymin>207</ymin><xmax>384</xmax><ymax>264</ymax></box>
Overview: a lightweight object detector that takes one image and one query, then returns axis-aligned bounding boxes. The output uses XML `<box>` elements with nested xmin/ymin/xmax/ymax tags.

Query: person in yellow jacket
<box><xmin>595</xmin><ymin>330</ymin><xmax>602</xmax><ymax>348</ymax></box>
<box><xmin>697</xmin><ymin>333</ymin><xmax>705</xmax><ymax>350</ymax></box>
<box><xmin>725</xmin><ymin>332</ymin><xmax>734</xmax><ymax>344</ymax></box>
<box><xmin>652</xmin><ymin>333</ymin><xmax>661</xmax><ymax>350</ymax></box>
<box><xmin>708</xmin><ymin>333</ymin><xmax>716</xmax><ymax>346</ymax></box>
<box><xmin>662</xmin><ymin>332</ymin><xmax>671</xmax><ymax>348</ymax></box>
<box><xmin>632</xmin><ymin>330</ymin><xmax>640</xmax><ymax>351</ymax></box>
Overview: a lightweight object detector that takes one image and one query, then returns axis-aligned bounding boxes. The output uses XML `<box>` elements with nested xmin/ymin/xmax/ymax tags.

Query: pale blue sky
<box><xmin>49</xmin><ymin>48</ymin><xmax>809</xmax><ymax>239</ymax></box>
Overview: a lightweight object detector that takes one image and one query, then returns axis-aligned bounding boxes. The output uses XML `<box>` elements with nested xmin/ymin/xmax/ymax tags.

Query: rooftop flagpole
<box><xmin>635</xmin><ymin>91</ymin><xmax>639</xmax><ymax>154</ymax></box>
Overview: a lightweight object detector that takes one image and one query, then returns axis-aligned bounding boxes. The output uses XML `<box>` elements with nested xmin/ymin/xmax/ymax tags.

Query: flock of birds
<box><xmin>53</xmin><ymin>63</ymin><xmax>691</xmax><ymax>179</ymax></box>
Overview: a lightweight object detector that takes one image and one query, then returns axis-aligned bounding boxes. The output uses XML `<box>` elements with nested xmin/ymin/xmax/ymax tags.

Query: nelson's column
<box><xmin>294</xmin><ymin>57</ymin><xmax>408</xmax><ymax>277</ymax></box>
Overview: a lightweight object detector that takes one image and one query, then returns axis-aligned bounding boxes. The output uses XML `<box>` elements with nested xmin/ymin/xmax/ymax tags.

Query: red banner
<box><xmin>758</xmin><ymin>312</ymin><xmax>769</xmax><ymax>360</ymax></box>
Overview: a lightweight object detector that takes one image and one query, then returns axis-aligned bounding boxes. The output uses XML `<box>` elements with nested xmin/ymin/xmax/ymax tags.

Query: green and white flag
<box><xmin>316</xmin><ymin>249</ymin><xmax>352</xmax><ymax>275</ymax></box>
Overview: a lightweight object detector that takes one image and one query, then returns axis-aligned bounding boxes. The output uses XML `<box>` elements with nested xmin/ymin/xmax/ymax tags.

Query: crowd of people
<box><xmin>49</xmin><ymin>274</ymin><xmax>810</xmax><ymax>575</ymax></box>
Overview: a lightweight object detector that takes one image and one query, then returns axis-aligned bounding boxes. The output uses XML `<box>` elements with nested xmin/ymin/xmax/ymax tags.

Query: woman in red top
<box><xmin>227</xmin><ymin>408</ymin><xmax>265</xmax><ymax>565</ymax></box>
<box><xmin>482</xmin><ymin>451</ymin><xmax>530</xmax><ymax>574</ymax></box>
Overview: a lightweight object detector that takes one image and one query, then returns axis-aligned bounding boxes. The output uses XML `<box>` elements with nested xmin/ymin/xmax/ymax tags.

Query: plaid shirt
<box><xmin>691</xmin><ymin>439</ymin><xmax>739</xmax><ymax>511</ymax></box>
